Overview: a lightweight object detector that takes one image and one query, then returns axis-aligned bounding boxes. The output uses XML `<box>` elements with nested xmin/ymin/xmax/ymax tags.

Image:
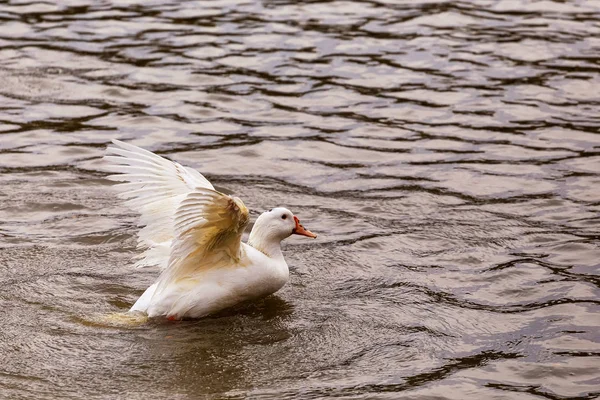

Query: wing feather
<box><xmin>154</xmin><ymin>188</ymin><xmax>249</xmax><ymax>294</ymax></box>
<box><xmin>104</xmin><ymin>139</ymin><xmax>214</xmax><ymax>268</ymax></box>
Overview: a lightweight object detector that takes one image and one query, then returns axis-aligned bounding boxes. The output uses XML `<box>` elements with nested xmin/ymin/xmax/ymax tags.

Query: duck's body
<box><xmin>131</xmin><ymin>243</ymin><xmax>289</xmax><ymax>318</ymax></box>
<box><xmin>104</xmin><ymin>140</ymin><xmax>316</xmax><ymax>320</ymax></box>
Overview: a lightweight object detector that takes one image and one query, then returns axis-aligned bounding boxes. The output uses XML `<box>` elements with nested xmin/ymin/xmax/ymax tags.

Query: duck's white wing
<box><xmin>155</xmin><ymin>188</ymin><xmax>249</xmax><ymax>294</ymax></box>
<box><xmin>104</xmin><ymin>139</ymin><xmax>214</xmax><ymax>269</ymax></box>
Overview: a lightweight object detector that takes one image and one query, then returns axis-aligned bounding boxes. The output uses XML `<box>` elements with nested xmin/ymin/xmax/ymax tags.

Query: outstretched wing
<box><xmin>155</xmin><ymin>188</ymin><xmax>249</xmax><ymax>293</ymax></box>
<box><xmin>104</xmin><ymin>139</ymin><xmax>214</xmax><ymax>268</ymax></box>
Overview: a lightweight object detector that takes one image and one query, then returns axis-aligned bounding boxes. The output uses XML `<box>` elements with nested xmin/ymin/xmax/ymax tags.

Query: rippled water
<box><xmin>1</xmin><ymin>0</ymin><xmax>600</xmax><ymax>399</ymax></box>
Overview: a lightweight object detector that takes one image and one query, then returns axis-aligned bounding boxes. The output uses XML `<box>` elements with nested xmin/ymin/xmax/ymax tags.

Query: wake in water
<box><xmin>76</xmin><ymin>312</ymin><xmax>149</xmax><ymax>328</ymax></box>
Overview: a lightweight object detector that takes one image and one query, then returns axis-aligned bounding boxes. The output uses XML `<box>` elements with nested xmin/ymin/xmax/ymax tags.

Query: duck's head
<box><xmin>248</xmin><ymin>207</ymin><xmax>317</xmax><ymax>255</ymax></box>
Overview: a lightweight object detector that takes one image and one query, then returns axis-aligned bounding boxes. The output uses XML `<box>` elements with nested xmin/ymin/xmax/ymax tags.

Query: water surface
<box><xmin>1</xmin><ymin>0</ymin><xmax>599</xmax><ymax>399</ymax></box>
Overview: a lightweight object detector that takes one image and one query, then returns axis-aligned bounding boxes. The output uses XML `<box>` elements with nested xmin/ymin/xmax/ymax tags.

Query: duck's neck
<box><xmin>247</xmin><ymin>228</ymin><xmax>284</xmax><ymax>260</ymax></box>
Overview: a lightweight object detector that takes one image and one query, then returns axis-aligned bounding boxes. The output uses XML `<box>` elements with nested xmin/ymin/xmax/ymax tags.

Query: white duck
<box><xmin>104</xmin><ymin>140</ymin><xmax>316</xmax><ymax>320</ymax></box>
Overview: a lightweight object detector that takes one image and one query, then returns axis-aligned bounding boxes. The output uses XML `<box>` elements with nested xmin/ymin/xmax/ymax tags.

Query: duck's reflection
<box><xmin>138</xmin><ymin>295</ymin><xmax>294</xmax><ymax>394</ymax></box>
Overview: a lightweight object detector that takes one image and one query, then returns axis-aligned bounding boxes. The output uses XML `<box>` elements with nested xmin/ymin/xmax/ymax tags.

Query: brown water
<box><xmin>1</xmin><ymin>1</ymin><xmax>600</xmax><ymax>399</ymax></box>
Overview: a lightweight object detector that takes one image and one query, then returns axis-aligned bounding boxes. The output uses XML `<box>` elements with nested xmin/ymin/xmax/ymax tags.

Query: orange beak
<box><xmin>293</xmin><ymin>216</ymin><xmax>317</xmax><ymax>238</ymax></box>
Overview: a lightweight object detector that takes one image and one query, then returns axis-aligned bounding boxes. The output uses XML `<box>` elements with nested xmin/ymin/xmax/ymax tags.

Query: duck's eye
<box><xmin>281</xmin><ymin>214</ymin><xmax>287</xmax><ymax>220</ymax></box>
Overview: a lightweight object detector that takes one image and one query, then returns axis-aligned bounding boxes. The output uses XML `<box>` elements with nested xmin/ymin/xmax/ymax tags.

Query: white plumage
<box><xmin>104</xmin><ymin>140</ymin><xmax>316</xmax><ymax>319</ymax></box>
